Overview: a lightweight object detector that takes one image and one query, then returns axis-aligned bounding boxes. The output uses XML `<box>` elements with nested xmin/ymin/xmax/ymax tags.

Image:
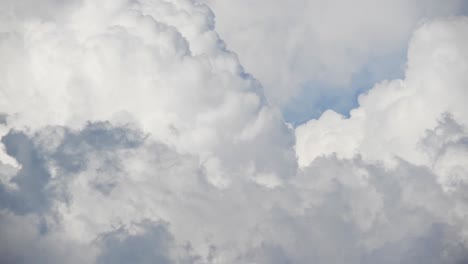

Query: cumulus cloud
<box><xmin>2</xmin><ymin>121</ymin><xmax>468</xmax><ymax>263</ymax></box>
<box><xmin>0</xmin><ymin>0</ymin><xmax>296</xmax><ymax>186</ymax></box>
<box><xmin>296</xmin><ymin>17</ymin><xmax>468</xmax><ymax>170</ymax></box>
<box><xmin>202</xmin><ymin>0</ymin><xmax>467</xmax><ymax>114</ymax></box>
<box><xmin>0</xmin><ymin>0</ymin><xmax>467</xmax><ymax>264</ymax></box>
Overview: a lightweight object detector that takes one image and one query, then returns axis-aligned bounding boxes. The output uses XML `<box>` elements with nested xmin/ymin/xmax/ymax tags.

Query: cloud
<box><xmin>96</xmin><ymin>221</ymin><xmax>179</xmax><ymax>264</ymax></box>
<box><xmin>0</xmin><ymin>0</ymin><xmax>467</xmax><ymax>264</ymax></box>
<box><xmin>0</xmin><ymin>0</ymin><xmax>296</xmax><ymax>185</ymax></box>
<box><xmin>0</xmin><ymin>211</ymin><xmax>94</xmax><ymax>264</ymax></box>
<box><xmin>202</xmin><ymin>0</ymin><xmax>466</xmax><ymax>115</ymax></box>
<box><xmin>0</xmin><ymin>130</ymin><xmax>53</xmax><ymax>214</ymax></box>
<box><xmin>1</xmin><ymin>118</ymin><xmax>468</xmax><ymax>263</ymax></box>
<box><xmin>296</xmin><ymin>17</ymin><xmax>468</xmax><ymax>171</ymax></box>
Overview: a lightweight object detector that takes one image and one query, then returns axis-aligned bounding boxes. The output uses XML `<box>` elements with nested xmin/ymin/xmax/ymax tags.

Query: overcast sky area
<box><xmin>0</xmin><ymin>0</ymin><xmax>468</xmax><ymax>263</ymax></box>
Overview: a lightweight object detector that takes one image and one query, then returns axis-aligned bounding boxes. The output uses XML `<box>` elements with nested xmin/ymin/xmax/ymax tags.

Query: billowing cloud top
<box><xmin>0</xmin><ymin>0</ymin><xmax>467</xmax><ymax>263</ymax></box>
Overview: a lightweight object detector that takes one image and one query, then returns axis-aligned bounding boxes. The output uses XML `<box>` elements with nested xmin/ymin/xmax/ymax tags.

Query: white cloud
<box><xmin>2</xmin><ymin>122</ymin><xmax>468</xmax><ymax>263</ymax></box>
<box><xmin>0</xmin><ymin>0</ymin><xmax>467</xmax><ymax>263</ymax></box>
<box><xmin>201</xmin><ymin>0</ymin><xmax>466</xmax><ymax>107</ymax></box>
<box><xmin>0</xmin><ymin>0</ymin><xmax>296</xmax><ymax>185</ymax></box>
<box><xmin>296</xmin><ymin>17</ymin><xmax>468</xmax><ymax>170</ymax></box>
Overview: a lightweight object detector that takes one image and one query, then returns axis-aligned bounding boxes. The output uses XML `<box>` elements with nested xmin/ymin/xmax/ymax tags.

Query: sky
<box><xmin>0</xmin><ymin>0</ymin><xmax>468</xmax><ymax>263</ymax></box>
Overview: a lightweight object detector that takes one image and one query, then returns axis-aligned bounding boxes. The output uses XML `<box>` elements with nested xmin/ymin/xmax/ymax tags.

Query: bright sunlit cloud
<box><xmin>0</xmin><ymin>0</ymin><xmax>467</xmax><ymax>263</ymax></box>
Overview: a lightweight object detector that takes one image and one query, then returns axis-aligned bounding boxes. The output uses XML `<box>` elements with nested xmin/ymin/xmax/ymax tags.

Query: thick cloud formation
<box><xmin>203</xmin><ymin>0</ymin><xmax>467</xmax><ymax>117</ymax></box>
<box><xmin>0</xmin><ymin>0</ymin><xmax>296</xmax><ymax>186</ymax></box>
<box><xmin>2</xmin><ymin>121</ymin><xmax>468</xmax><ymax>263</ymax></box>
<box><xmin>0</xmin><ymin>0</ymin><xmax>468</xmax><ymax>263</ymax></box>
<box><xmin>296</xmin><ymin>17</ymin><xmax>468</xmax><ymax>170</ymax></box>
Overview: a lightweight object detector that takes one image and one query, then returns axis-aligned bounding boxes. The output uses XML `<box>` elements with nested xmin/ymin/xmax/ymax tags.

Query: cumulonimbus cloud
<box><xmin>0</xmin><ymin>0</ymin><xmax>467</xmax><ymax>263</ymax></box>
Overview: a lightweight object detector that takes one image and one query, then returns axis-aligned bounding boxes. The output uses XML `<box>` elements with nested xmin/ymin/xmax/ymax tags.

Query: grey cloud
<box><xmin>0</xmin><ymin>113</ymin><xmax>7</xmax><ymax>125</ymax></box>
<box><xmin>0</xmin><ymin>121</ymin><xmax>146</xmax><ymax>214</ymax></box>
<box><xmin>420</xmin><ymin>113</ymin><xmax>467</xmax><ymax>158</ymax></box>
<box><xmin>362</xmin><ymin>224</ymin><xmax>468</xmax><ymax>264</ymax></box>
<box><xmin>236</xmin><ymin>156</ymin><xmax>468</xmax><ymax>264</ymax></box>
<box><xmin>245</xmin><ymin>244</ymin><xmax>293</xmax><ymax>264</ymax></box>
<box><xmin>419</xmin><ymin>114</ymin><xmax>468</xmax><ymax>191</ymax></box>
<box><xmin>45</xmin><ymin>121</ymin><xmax>145</xmax><ymax>173</ymax></box>
<box><xmin>95</xmin><ymin>220</ymin><xmax>200</xmax><ymax>264</ymax></box>
<box><xmin>0</xmin><ymin>130</ymin><xmax>52</xmax><ymax>214</ymax></box>
<box><xmin>0</xmin><ymin>0</ymin><xmax>79</xmax><ymax>22</ymax></box>
<box><xmin>0</xmin><ymin>212</ymin><xmax>92</xmax><ymax>264</ymax></box>
<box><xmin>96</xmin><ymin>221</ymin><xmax>175</xmax><ymax>264</ymax></box>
